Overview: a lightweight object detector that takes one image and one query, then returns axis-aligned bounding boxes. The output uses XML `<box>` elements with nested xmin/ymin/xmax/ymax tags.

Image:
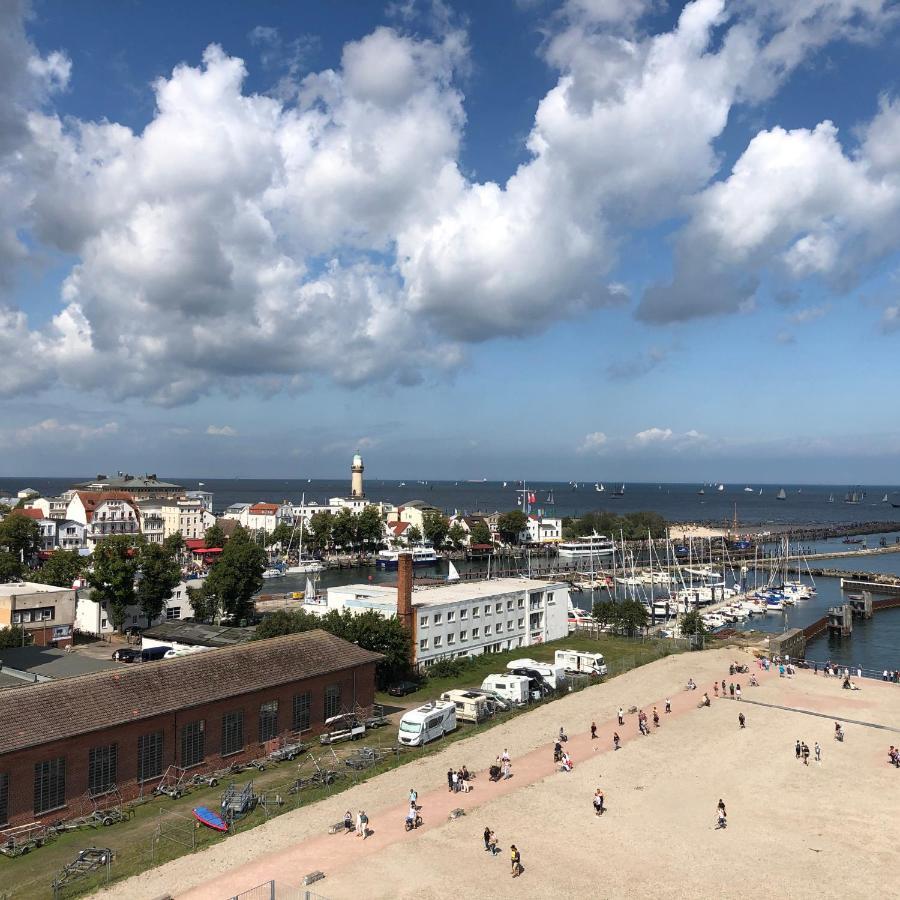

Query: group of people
<box><xmin>887</xmin><ymin>746</ymin><xmax>900</xmax><ymax>767</ymax></box>
<box><xmin>794</xmin><ymin>739</ymin><xmax>821</xmax><ymax>765</ymax></box>
<box><xmin>592</xmin><ymin>788</ymin><xmax>605</xmax><ymax>816</ymax></box>
<box><xmin>447</xmin><ymin>765</ymin><xmax>473</xmax><ymax>793</ymax></box>
<box><xmin>713</xmin><ymin>680</ymin><xmax>743</xmax><ymax>700</ymax></box>
<box><xmin>881</xmin><ymin>669</ymin><xmax>900</xmax><ymax>683</ymax></box>
<box><xmin>343</xmin><ymin>809</ymin><xmax>369</xmax><ymax>838</ymax></box>
<box><xmin>482</xmin><ymin>828</ymin><xmax>522</xmax><ymax>878</ymax></box>
<box><xmin>489</xmin><ymin>749</ymin><xmax>512</xmax><ymax>782</ymax></box>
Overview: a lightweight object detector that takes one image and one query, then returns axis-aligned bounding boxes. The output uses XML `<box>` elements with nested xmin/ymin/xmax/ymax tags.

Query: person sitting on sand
<box><xmin>560</xmin><ymin>751</ymin><xmax>573</xmax><ymax>772</ymax></box>
<box><xmin>701</xmin><ymin>692</ymin><xmax>710</xmax><ymax>707</ymax></box>
<box><xmin>686</xmin><ymin>679</ymin><xmax>696</xmax><ymax>691</ymax></box>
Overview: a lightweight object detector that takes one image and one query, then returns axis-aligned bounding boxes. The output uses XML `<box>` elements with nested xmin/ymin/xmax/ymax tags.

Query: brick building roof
<box><xmin>0</xmin><ymin>631</ymin><xmax>381</xmax><ymax>755</ymax></box>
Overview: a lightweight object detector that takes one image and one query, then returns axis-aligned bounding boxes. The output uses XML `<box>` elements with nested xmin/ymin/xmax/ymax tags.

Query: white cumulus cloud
<box><xmin>577</xmin><ymin>431</ymin><xmax>608</xmax><ymax>453</ymax></box>
<box><xmin>206</xmin><ymin>425</ymin><xmax>238</xmax><ymax>437</ymax></box>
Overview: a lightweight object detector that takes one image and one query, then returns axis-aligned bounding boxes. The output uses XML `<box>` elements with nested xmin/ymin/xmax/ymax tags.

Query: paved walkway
<box><xmin>180</xmin><ymin>667</ymin><xmax>775</xmax><ymax>899</ymax></box>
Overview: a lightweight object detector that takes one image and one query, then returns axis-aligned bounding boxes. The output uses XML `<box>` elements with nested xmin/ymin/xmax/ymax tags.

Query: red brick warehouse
<box><xmin>0</xmin><ymin>631</ymin><xmax>381</xmax><ymax>829</ymax></box>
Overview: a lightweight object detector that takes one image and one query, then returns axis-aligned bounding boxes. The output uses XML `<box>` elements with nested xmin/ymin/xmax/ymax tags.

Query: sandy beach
<box><xmin>99</xmin><ymin>648</ymin><xmax>900</xmax><ymax>900</ymax></box>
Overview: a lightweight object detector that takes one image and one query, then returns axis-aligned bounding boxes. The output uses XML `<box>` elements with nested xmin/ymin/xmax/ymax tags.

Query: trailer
<box><xmin>0</xmin><ymin>822</ymin><xmax>52</xmax><ymax>857</ymax></box>
<box><xmin>267</xmin><ymin>736</ymin><xmax>308</xmax><ymax>762</ymax></box>
<box><xmin>319</xmin><ymin>713</ymin><xmax>366</xmax><ymax>744</ymax></box>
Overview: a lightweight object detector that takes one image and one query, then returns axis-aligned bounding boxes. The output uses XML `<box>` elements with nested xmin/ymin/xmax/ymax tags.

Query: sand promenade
<box><xmin>100</xmin><ymin>648</ymin><xmax>900</xmax><ymax>900</ymax></box>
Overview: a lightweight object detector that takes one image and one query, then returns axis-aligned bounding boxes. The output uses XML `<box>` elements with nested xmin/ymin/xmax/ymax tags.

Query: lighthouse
<box><xmin>351</xmin><ymin>452</ymin><xmax>365</xmax><ymax>498</ymax></box>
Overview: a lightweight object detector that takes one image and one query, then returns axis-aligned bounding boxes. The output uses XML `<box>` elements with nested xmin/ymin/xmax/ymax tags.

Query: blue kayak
<box><xmin>193</xmin><ymin>806</ymin><xmax>228</xmax><ymax>831</ymax></box>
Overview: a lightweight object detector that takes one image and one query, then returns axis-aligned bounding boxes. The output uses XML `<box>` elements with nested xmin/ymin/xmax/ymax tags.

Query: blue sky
<box><xmin>2</xmin><ymin>0</ymin><xmax>900</xmax><ymax>481</ymax></box>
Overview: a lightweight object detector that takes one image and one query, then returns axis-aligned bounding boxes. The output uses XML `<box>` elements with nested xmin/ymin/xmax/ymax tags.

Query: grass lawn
<box><xmin>0</xmin><ymin>633</ymin><xmax>682</xmax><ymax>899</ymax></box>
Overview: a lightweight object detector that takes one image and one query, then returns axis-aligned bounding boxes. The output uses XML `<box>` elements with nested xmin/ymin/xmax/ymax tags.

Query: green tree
<box><xmin>406</xmin><ymin>524</ymin><xmax>422</xmax><ymax>544</ymax></box>
<box><xmin>422</xmin><ymin>511</ymin><xmax>450</xmax><ymax>550</ymax></box>
<box><xmin>253</xmin><ymin>608</ymin><xmax>324</xmax><ymax>639</ymax></box>
<box><xmin>88</xmin><ymin>535</ymin><xmax>141</xmax><ymax>632</ymax></box>
<box><xmin>0</xmin><ymin>626</ymin><xmax>32</xmax><ymax>649</ymax></box>
<box><xmin>357</xmin><ymin>505</ymin><xmax>386</xmax><ymax>550</ymax></box>
<box><xmin>202</xmin><ymin>525</ymin><xmax>266</xmax><ymax>623</ymax></box>
<box><xmin>186</xmin><ymin>582</ymin><xmax>220</xmax><ymax>623</ymax></box>
<box><xmin>331</xmin><ymin>508</ymin><xmax>356</xmax><ymax>549</ymax></box>
<box><xmin>614</xmin><ymin>599</ymin><xmax>648</xmax><ymax>637</ymax></box>
<box><xmin>163</xmin><ymin>532</ymin><xmax>186</xmax><ymax>559</ymax></box>
<box><xmin>266</xmin><ymin>521</ymin><xmax>296</xmax><ymax>549</ymax></box>
<box><xmin>137</xmin><ymin>542</ymin><xmax>183</xmax><ymax>627</ymax></box>
<box><xmin>0</xmin><ymin>513</ymin><xmax>41</xmax><ymax>561</ymax></box>
<box><xmin>0</xmin><ymin>551</ymin><xmax>24</xmax><ymax>582</ymax></box>
<box><xmin>496</xmin><ymin>510</ymin><xmax>528</xmax><ymax>544</ymax></box>
<box><xmin>447</xmin><ymin>522</ymin><xmax>466</xmax><ymax>550</ymax></box>
<box><xmin>33</xmin><ymin>550</ymin><xmax>84</xmax><ymax>588</ymax></box>
<box><xmin>469</xmin><ymin>520</ymin><xmax>492</xmax><ymax>545</ymax></box>
<box><xmin>204</xmin><ymin>522</ymin><xmax>227</xmax><ymax>548</ymax></box>
<box><xmin>679</xmin><ymin>609</ymin><xmax>706</xmax><ymax>637</ymax></box>
<box><xmin>307</xmin><ymin>511</ymin><xmax>333</xmax><ymax>552</ymax></box>
<box><xmin>0</xmin><ymin>503</ymin><xmax>11</xmax><ymax>516</ymax></box>
<box><xmin>592</xmin><ymin>598</ymin><xmax>617</xmax><ymax>629</ymax></box>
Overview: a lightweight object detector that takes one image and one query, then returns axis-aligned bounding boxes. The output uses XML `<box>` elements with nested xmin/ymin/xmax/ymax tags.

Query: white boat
<box><xmin>557</xmin><ymin>535</ymin><xmax>615</xmax><ymax>559</ymax></box>
<box><xmin>717</xmin><ymin>484</ymin><xmax>725</xmax><ymax>492</ymax></box>
<box><xmin>285</xmin><ymin>559</ymin><xmax>325</xmax><ymax>574</ymax></box>
<box><xmin>262</xmin><ymin>566</ymin><xmax>287</xmax><ymax>579</ymax></box>
<box><xmin>776</xmin><ymin>488</ymin><xmax>787</xmax><ymax>500</ymax></box>
<box><xmin>743</xmin><ymin>486</ymin><xmax>754</xmax><ymax>492</ymax></box>
<box><xmin>376</xmin><ymin>544</ymin><xmax>439</xmax><ymax>569</ymax></box>
<box><xmin>595</xmin><ymin>483</ymin><xmax>605</xmax><ymax>492</ymax></box>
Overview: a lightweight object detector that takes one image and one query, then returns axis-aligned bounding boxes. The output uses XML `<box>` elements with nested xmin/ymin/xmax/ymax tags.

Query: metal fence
<box><xmin>227</xmin><ymin>881</ymin><xmax>330</xmax><ymax>900</ymax></box>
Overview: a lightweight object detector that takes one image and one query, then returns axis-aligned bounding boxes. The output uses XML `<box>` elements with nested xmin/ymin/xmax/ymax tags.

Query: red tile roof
<box><xmin>74</xmin><ymin>491</ymin><xmax>138</xmax><ymax>522</ymax></box>
<box><xmin>249</xmin><ymin>503</ymin><xmax>279</xmax><ymax>515</ymax></box>
<box><xmin>390</xmin><ymin>521</ymin><xmax>411</xmax><ymax>535</ymax></box>
<box><xmin>12</xmin><ymin>508</ymin><xmax>44</xmax><ymax>520</ymax></box>
<box><xmin>0</xmin><ymin>631</ymin><xmax>381</xmax><ymax>755</ymax></box>
<box><xmin>185</xmin><ymin>538</ymin><xmax>207</xmax><ymax>550</ymax></box>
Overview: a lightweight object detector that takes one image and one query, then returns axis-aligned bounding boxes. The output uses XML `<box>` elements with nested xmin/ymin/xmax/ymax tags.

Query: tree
<box><xmin>406</xmin><ymin>524</ymin><xmax>422</xmax><ymax>544</ymax></box>
<box><xmin>266</xmin><ymin>521</ymin><xmax>296</xmax><ymax>549</ymax></box>
<box><xmin>448</xmin><ymin>522</ymin><xmax>466</xmax><ymax>550</ymax></box>
<box><xmin>186</xmin><ymin>582</ymin><xmax>220</xmax><ymax>623</ymax></box>
<box><xmin>422</xmin><ymin>511</ymin><xmax>450</xmax><ymax>550</ymax></box>
<box><xmin>679</xmin><ymin>610</ymin><xmax>706</xmax><ymax>637</ymax></box>
<box><xmin>357</xmin><ymin>505</ymin><xmax>386</xmax><ymax>551</ymax></box>
<box><xmin>33</xmin><ymin>550</ymin><xmax>84</xmax><ymax>588</ymax></box>
<box><xmin>202</xmin><ymin>525</ymin><xmax>266</xmax><ymax>623</ymax></box>
<box><xmin>614</xmin><ymin>599</ymin><xmax>648</xmax><ymax>637</ymax></box>
<box><xmin>592</xmin><ymin>599</ymin><xmax>617</xmax><ymax>630</ymax></box>
<box><xmin>88</xmin><ymin>535</ymin><xmax>140</xmax><ymax>632</ymax></box>
<box><xmin>0</xmin><ymin>551</ymin><xmax>24</xmax><ymax>583</ymax></box>
<box><xmin>331</xmin><ymin>508</ymin><xmax>356</xmax><ymax>550</ymax></box>
<box><xmin>163</xmin><ymin>532</ymin><xmax>185</xmax><ymax>559</ymax></box>
<box><xmin>0</xmin><ymin>626</ymin><xmax>32</xmax><ymax>649</ymax></box>
<box><xmin>0</xmin><ymin>514</ymin><xmax>41</xmax><ymax>561</ymax></box>
<box><xmin>253</xmin><ymin>608</ymin><xmax>324</xmax><ymax>639</ymax></box>
<box><xmin>307</xmin><ymin>511</ymin><xmax>333</xmax><ymax>552</ymax></box>
<box><xmin>496</xmin><ymin>510</ymin><xmax>528</xmax><ymax>545</ymax></box>
<box><xmin>469</xmin><ymin>520</ymin><xmax>492</xmax><ymax>545</ymax></box>
<box><xmin>204</xmin><ymin>522</ymin><xmax>227</xmax><ymax>549</ymax></box>
<box><xmin>137</xmin><ymin>542</ymin><xmax>182</xmax><ymax>626</ymax></box>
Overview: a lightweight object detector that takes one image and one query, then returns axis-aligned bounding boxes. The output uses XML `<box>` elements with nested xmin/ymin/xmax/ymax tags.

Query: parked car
<box><xmin>387</xmin><ymin>680</ymin><xmax>420</xmax><ymax>697</ymax></box>
<box><xmin>111</xmin><ymin>648</ymin><xmax>140</xmax><ymax>662</ymax></box>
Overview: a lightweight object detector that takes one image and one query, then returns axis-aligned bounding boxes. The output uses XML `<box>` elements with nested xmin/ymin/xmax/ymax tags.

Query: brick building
<box><xmin>0</xmin><ymin>631</ymin><xmax>380</xmax><ymax>828</ymax></box>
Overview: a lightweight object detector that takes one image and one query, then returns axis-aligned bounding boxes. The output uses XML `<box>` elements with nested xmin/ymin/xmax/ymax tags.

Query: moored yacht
<box><xmin>557</xmin><ymin>534</ymin><xmax>616</xmax><ymax>559</ymax></box>
<box><xmin>376</xmin><ymin>543</ymin><xmax>439</xmax><ymax>569</ymax></box>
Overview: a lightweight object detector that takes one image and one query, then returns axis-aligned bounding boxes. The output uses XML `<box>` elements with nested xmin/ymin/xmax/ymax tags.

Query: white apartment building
<box><xmin>523</xmin><ymin>515</ymin><xmax>563</xmax><ymax>544</ymax></box>
<box><xmin>26</xmin><ymin>494</ymin><xmax>72</xmax><ymax>520</ymax></box>
<box><xmin>74</xmin><ymin>578</ymin><xmax>203</xmax><ymax>635</ymax></box>
<box><xmin>66</xmin><ymin>491</ymin><xmax>141</xmax><ymax>548</ymax></box>
<box><xmin>324</xmin><ymin>577</ymin><xmax>569</xmax><ymax>666</ymax></box>
<box><xmin>56</xmin><ymin>520</ymin><xmax>87</xmax><ymax>551</ymax></box>
<box><xmin>178</xmin><ymin>498</ymin><xmax>216</xmax><ymax>540</ymax></box>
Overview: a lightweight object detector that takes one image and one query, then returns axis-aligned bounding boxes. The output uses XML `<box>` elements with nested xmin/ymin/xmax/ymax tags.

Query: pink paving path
<box><xmin>179</xmin><ymin>666</ymin><xmax>776</xmax><ymax>899</ymax></box>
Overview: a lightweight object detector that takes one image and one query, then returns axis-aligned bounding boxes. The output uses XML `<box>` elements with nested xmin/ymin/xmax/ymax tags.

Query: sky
<box><xmin>2</xmin><ymin>0</ymin><xmax>900</xmax><ymax>482</ymax></box>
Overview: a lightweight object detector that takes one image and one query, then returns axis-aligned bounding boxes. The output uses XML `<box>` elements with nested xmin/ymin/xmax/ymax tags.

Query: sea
<box><xmin>3</xmin><ymin>477</ymin><xmax>900</xmax><ymax>526</ymax></box>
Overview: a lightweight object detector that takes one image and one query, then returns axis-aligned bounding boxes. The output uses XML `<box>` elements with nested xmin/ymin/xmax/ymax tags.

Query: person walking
<box><xmin>510</xmin><ymin>845</ymin><xmax>523</xmax><ymax>878</ymax></box>
<box><xmin>590</xmin><ymin>721</ymin><xmax>597</xmax><ymax>740</ymax></box>
<box><xmin>447</xmin><ymin>768</ymin><xmax>454</xmax><ymax>792</ymax></box>
<box><xmin>815</xmin><ymin>741</ymin><xmax>821</xmax><ymax>763</ymax></box>
<box><xmin>502</xmin><ymin>759</ymin><xmax>512</xmax><ymax>780</ymax></box>
<box><xmin>795</xmin><ymin>739</ymin><xmax>802</xmax><ymax>760</ymax></box>
<box><xmin>802</xmin><ymin>743</ymin><xmax>810</xmax><ymax>766</ymax></box>
<box><xmin>729</xmin><ymin>682</ymin><xmax>735</xmax><ymax>700</ymax></box>
<box><xmin>361</xmin><ymin>810</ymin><xmax>369</xmax><ymax>839</ymax></box>
<box><xmin>716</xmin><ymin>799</ymin><xmax>727</xmax><ymax>830</ymax></box>
<box><xmin>593</xmin><ymin>788</ymin><xmax>605</xmax><ymax>816</ymax></box>
<box><xmin>409</xmin><ymin>788</ymin><xmax>418</xmax><ymax>809</ymax></box>
<box><xmin>653</xmin><ymin>707</ymin><xmax>660</xmax><ymax>728</ymax></box>
<box><xmin>735</xmin><ymin>683</ymin><xmax>742</xmax><ymax>701</ymax></box>
<box><xmin>613</xmin><ymin>731</ymin><xmax>620</xmax><ymax>751</ymax></box>
<box><xmin>355</xmin><ymin>810</ymin><xmax>363</xmax><ymax>837</ymax></box>
<box><xmin>617</xmin><ymin>707</ymin><xmax>625</xmax><ymax>726</ymax></box>
<box><xmin>665</xmin><ymin>698</ymin><xmax>671</xmax><ymax>714</ymax></box>
<box><xmin>738</xmin><ymin>712</ymin><xmax>745</xmax><ymax>729</ymax></box>
<box><xmin>343</xmin><ymin>810</ymin><xmax>353</xmax><ymax>834</ymax></box>
<box><xmin>714</xmin><ymin>682</ymin><xmax>719</xmax><ymax>697</ymax></box>
<box><xmin>484</xmin><ymin>827</ymin><xmax>498</xmax><ymax>854</ymax></box>
<box><xmin>721</xmin><ymin>679</ymin><xmax>726</xmax><ymax>695</ymax></box>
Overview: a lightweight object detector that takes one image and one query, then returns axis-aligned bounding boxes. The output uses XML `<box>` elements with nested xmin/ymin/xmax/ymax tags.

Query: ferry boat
<box><xmin>376</xmin><ymin>544</ymin><xmax>439</xmax><ymax>569</ymax></box>
<box><xmin>557</xmin><ymin>535</ymin><xmax>615</xmax><ymax>560</ymax></box>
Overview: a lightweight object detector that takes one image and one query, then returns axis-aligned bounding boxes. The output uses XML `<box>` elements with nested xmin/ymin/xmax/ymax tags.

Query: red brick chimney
<box><xmin>396</xmin><ymin>552</ymin><xmax>415</xmax><ymax>655</ymax></box>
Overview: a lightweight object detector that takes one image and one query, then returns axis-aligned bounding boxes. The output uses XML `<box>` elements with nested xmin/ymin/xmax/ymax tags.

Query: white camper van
<box><xmin>554</xmin><ymin>648</ymin><xmax>608</xmax><ymax>677</ymax></box>
<box><xmin>480</xmin><ymin>674</ymin><xmax>530</xmax><ymax>707</ymax></box>
<box><xmin>440</xmin><ymin>689</ymin><xmax>493</xmax><ymax>724</ymax></box>
<box><xmin>397</xmin><ymin>700</ymin><xmax>457</xmax><ymax>747</ymax></box>
<box><xmin>505</xmin><ymin>658</ymin><xmax>567</xmax><ymax>691</ymax></box>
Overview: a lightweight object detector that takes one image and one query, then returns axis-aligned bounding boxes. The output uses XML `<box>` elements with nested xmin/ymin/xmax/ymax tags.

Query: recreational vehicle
<box><xmin>505</xmin><ymin>658</ymin><xmax>567</xmax><ymax>691</ymax></box>
<box><xmin>554</xmin><ymin>649</ymin><xmax>608</xmax><ymax>677</ymax></box>
<box><xmin>440</xmin><ymin>689</ymin><xmax>493</xmax><ymax>724</ymax></box>
<box><xmin>397</xmin><ymin>700</ymin><xmax>457</xmax><ymax>747</ymax></box>
<box><xmin>480</xmin><ymin>674</ymin><xmax>530</xmax><ymax>707</ymax></box>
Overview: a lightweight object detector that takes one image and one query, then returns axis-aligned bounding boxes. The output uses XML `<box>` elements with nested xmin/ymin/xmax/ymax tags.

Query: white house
<box><xmin>66</xmin><ymin>491</ymin><xmax>141</xmax><ymax>548</ymax></box>
<box><xmin>26</xmin><ymin>494</ymin><xmax>72</xmax><ymax>520</ymax></box>
<box><xmin>56</xmin><ymin>519</ymin><xmax>87</xmax><ymax>551</ymax></box>
<box><xmin>523</xmin><ymin>515</ymin><xmax>563</xmax><ymax>544</ymax></box>
<box><xmin>74</xmin><ymin>578</ymin><xmax>203</xmax><ymax>635</ymax></box>
<box><xmin>178</xmin><ymin>497</ymin><xmax>216</xmax><ymax>540</ymax></box>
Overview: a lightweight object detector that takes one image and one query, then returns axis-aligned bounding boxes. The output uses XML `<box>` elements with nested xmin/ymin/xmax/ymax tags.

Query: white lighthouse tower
<box><xmin>351</xmin><ymin>451</ymin><xmax>365</xmax><ymax>498</ymax></box>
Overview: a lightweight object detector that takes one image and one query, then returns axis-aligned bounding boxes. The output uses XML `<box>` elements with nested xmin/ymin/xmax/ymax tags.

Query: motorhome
<box><xmin>554</xmin><ymin>649</ymin><xmax>608</xmax><ymax>677</ymax></box>
<box><xmin>505</xmin><ymin>658</ymin><xmax>567</xmax><ymax>691</ymax></box>
<box><xmin>480</xmin><ymin>674</ymin><xmax>530</xmax><ymax>707</ymax></box>
<box><xmin>397</xmin><ymin>700</ymin><xmax>457</xmax><ymax>747</ymax></box>
<box><xmin>440</xmin><ymin>689</ymin><xmax>493</xmax><ymax>724</ymax></box>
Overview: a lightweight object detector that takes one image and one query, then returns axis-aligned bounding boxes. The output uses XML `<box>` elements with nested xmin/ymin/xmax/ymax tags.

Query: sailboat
<box><xmin>759</xmin><ymin>488</ymin><xmax>763</xmax><ymax>495</ymax></box>
<box><xmin>545</xmin><ymin>490</ymin><xmax>554</xmax><ymax>503</ymax></box>
<box><xmin>595</xmin><ymin>483</ymin><xmax>604</xmax><ymax>492</ymax></box>
<box><xmin>612</xmin><ymin>484</ymin><xmax>625</xmax><ymax>498</ymax></box>
<box><xmin>828</xmin><ymin>494</ymin><xmax>834</xmax><ymax>503</ymax></box>
<box><xmin>717</xmin><ymin>484</ymin><xmax>725</xmax><ymax>492</ymax></box>
<box><xmin>447</xmin><ymin>561</ymin><xmax>461</xmax><ymax>582</ymax></box>
<box><xmin>777</xmin><ymin>488</ymin><xmax>787</xmax><ymax>500</ymax></box>
<box><xmin>882</xmin><ymin>493</ymin><xmax>889</xmax><ymax>503</ymax></box>
<box><xmin>698</xmin><ymin>487</ymin><xmax>705</xmax><ymax>495</ymax></box>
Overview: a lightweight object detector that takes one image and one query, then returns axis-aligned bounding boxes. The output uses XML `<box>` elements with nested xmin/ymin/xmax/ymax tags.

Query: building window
<box><xmin>324</xmin><ymin>685</ymin><xmax>342</xmax><ymax>720</ymax></box>
<box><xmin>0</xmin><ymin>773</ymin><xmax>8</xmax><ymax>826</ymax></box>
<box><xmin>433</xmin><ymin>635</ymin><xmax>443</xmax><ymax>648</ymax></box>
<box><xmin>138</xmin><ymin>731</ymin><xmax>165</xmax><ymax>782</ymax></box>
<box><xmin>507</xmin><ymin>620</ymin><xmax>514</xmax><ymax>631</ymax></box>
<box><xmin>88</xmin><ymin>744</ymin><xmax>118</xmax><ymax>796</ymax></box>
<box><xmin>447</xmin><ymin>611</ymin><xmax>455</xmax><ymax>622</ymax></box>
<box><xmin>460</xmin><ymin>608</ymin><xmax>467</xmax><ymax>620</ymax></box>
<box><xmin>181</xmin><ymin>720</ymin><xmax>205</xmax><ymax>768</ymax></box>
<box><xmin>419</xmin><ymin>615</ymin><xmax>429</xmax><ymax>627</ymax></box>
<box><xmin>495</xmin><ymin>603</ymin><xmax>502</xmax><ymax>613</ymax></box>
<box><xmin>433</xmin><ymin>613</ymin><xmax>442</xmax><ymax>625</ymax></box>
<box><xmin>507</xmin><ymin>600</ymin><xmax>514</xmax><ymax>611</ymax></box>
<box><xmin>518</xmin><ymin>598</ymin><xmax>525</xmax><ymax>609</ymax></box>
<box><xmin>484</xmin><ymin>605</ymin><xmax>491</xmax><ymax>616</ymax></box>
<box><xmin>222</xmin><ymin>711</ymin><xmax>244</xmax><ymax>756</ymax></box>
<box><xmin>459</xmin><ymin>630</ymin><xmax>467</xmax><ymax>641</ymax></box>
<box><xmin>34</xmin><ymin>757</ymin><xmax>66</xmax><ymax>815</ymax></box>
<box><xmin>447</xmin><ymin>633</ymin><xmax>456</xmax><ymax>645</ymax></box>
<box><xmin>518</xmin><ymin>617</ymin><xmax>525</xmax><ymax>629</ymax></box>
<box><xmin>419</xmin><ymin>638</ymin><xmax>428</xmax><ymax>651</ymax></box>
<box><xmin>484</xmin><ymin>625</ymin><xmax>492</xmax><ymax>636</ymax></box>
<box><xmin>259</xmin><ymin>701</ymin><xmax>279</xmax><ymax>742</ymax></box>
<box><xmin>292</xmin><ymin>693</ymin><xmax>311</xmax><ymax>732</ymax></box>
<box><xmin>165</xmin><ymin>607</ymin><xmax>181</xmax><ymax>620</ymax></box>
<box><xmin>472</xmin><ymin>626</ymin><xmax>480</xmax><ymax>638</ymax></box>
<box><xmin>496</xmin><ymin>623</ymin><xmax>503</xmax><ymax>633</ymax></box>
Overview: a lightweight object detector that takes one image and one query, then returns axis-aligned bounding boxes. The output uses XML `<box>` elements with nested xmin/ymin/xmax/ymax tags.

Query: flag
<box><xmin>528</xmin><ymin>493</ymin><xmax>536</xmax><ymax>504</ymax></box>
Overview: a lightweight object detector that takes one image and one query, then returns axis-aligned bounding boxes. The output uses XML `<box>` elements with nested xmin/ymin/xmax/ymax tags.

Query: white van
<box><xmin>505</xmin><ymin>658</ymin><xmax>567</xmax><ymax>691</ymax></box>
<box><xmin>480</xmin><ymin>674</ymin><xmax>530</xmax><ymax>707</ymax></box>
<box><xmin>440</xmin><ymin>689</ymin><xmax>492</xmax><ymax>724</ymax></box>
<box><xmin>554</xmin><ymin>649</ymin><xmax>608</xmax><ymax>677</ymax></box>
<box><xmin>397</xmin><ymin>700</ymin><xmax>457</xmax><ymax>747</ymax></box>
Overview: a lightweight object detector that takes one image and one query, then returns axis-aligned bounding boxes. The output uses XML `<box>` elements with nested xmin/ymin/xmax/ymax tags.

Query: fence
<box><xmin>226</xmin><ymin>881</ymin><xmax>329</xmax><ymax>900</ymax></box>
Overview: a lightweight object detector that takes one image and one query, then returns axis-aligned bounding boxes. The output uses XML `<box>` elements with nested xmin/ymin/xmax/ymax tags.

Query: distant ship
<box><xmin>717</xmin><ymin>484</ymin><xmax>725</xmax><ymax>492</ymax></box>
<box><xmin>595</xmin><ymin>483</ymin><xmax>604</xmax><ymax>492</ymax></box>
<box><xmin>777</xmin><ymin>488</ymin><xmax>787</xmax><ymax>500</ymax></box>
<box><xmin>698</xmin><ymin>488</ymin><xmax>705</xmax><ymax>496</ymax></box>
<box><xmin>743</xmin><ymin>486</ymin><xmax>753</xmax><ymax>492</ymax></box>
